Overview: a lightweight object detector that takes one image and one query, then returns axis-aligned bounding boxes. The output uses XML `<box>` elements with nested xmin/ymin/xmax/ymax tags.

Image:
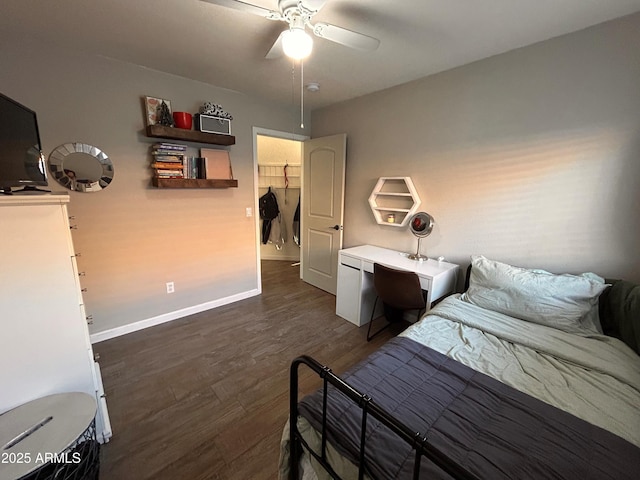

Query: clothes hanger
<box><xmin>284</xmin><ymin>163</ymin><xmax>289</xmax><ymax>204</ymax></box>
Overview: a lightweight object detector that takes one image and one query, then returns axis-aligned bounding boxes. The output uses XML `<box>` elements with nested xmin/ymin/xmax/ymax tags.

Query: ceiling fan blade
<box><xmin>311</xmin><ymin>22</ymin><xmax>380</xmax><ymax>51</ymax></box>
<box><xmin>200</xmin><ymin>0</ymin><xmax>281</xmax><ymax>19</ymax></box>
<box><xmin>299</xmin><ymin>0</ymin><xmax>328</xmax><ymax>14</ymax></box>
<box><xmin>265</xmin><ymin>32</ymin><xmax>284</xmax><ymax>59</ymax></box>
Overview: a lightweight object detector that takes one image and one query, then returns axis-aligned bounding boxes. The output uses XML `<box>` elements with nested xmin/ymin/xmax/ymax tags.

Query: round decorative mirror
<box><xmin>48</xmin><ymin>143</ymin><xmax>114</xmax><ymax>192</ymax></box>
<box><xmin>408</xmin><ymin>211</ymin><xmax>434</xmax><ymax>261</ymax></box>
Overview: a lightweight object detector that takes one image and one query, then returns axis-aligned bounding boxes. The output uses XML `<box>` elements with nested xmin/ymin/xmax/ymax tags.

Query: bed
<box><xmin>279</xmin><ymin>255</ymin><xmax>640</xmax><ymax>480</ymax></box>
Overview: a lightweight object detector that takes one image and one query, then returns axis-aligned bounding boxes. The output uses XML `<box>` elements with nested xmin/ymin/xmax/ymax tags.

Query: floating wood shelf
<box><xmin>152</xmin><ymin>178</ymin><xmax>238</xmax><ymax>189</ymax></box>
<box><xmin>146</xmin><ymin>125</ymin><xmax>235</xmax><ymax>146</ymax></box>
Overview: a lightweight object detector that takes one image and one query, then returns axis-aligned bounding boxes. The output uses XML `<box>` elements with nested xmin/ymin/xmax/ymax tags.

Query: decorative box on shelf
<box><xmin>195</xmin><ymin>114</ymin><xmax>231</xmax><ymax>136</ymax></box>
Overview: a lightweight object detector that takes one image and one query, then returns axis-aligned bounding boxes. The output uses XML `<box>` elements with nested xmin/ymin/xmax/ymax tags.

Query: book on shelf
<box><xmin>152</xmin><ymin>154</ymin><xmax>184</xmax><ymax>162</ymax></box>
<box><xmin>196</xmin><ymin>157</ymin><xmax>206</xmax><ymax>179</ymax></box>
<box><xmin>152</xmin><ymin>162</ymin><xmax>186</xmax><ymax>169</ymax></box>
<box><xmin>152</xmin><ymin>148</ymin><xmax>185</xmax><ymax>154</ymax></box>
<box><xmin>153</xmin><ymin>142</ymin><xmax>187</xmax><ymax>151</ymax></box>
<box><xmin>156</xmin><ymin>172</ymin><xmax>184</xmax><ymax>178</ymax></box>
<box><xmin>150</xmin><ymin>142</ymin><xmax>187</xmax><ymax>160</ymax></box>
<box><xmin>177</xmin><ymin>157</ymin><xmax>208</xmax><ymax>179</ymax></box>
<box><xmin>184</xmin><ymin>157</ymin><xmax>192</xmax><ymax>179</ymax></box>
<box><xmin>149</xmin><ymin>143</ymin><xmax>189</xmax><ymax>180</ymax></box>
<box><xmin>189</xmin><ymin>157</ymin><xmax>201</xmax><ymax>179</ymax></box>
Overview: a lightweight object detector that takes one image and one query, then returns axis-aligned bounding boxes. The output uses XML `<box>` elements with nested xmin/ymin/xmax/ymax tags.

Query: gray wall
<box><xmin>312</xmin><ymin>13</ymin><xmax>640</xmax><ymax>283</ymax></box>
<box><xmin>0</xmin><ymin>40</ymin><xmax>309</xmax><ymax>337</ymax></box>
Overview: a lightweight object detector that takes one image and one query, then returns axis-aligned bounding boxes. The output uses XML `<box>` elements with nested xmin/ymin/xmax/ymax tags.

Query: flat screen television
<box><xmin>0</xmin><ymin>92</ymin><xmax>48</xmax><ymax>194</ymax></box>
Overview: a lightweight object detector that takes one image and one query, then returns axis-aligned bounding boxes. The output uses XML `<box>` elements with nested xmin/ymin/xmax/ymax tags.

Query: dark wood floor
<box><xmin>98</xmin><ymin>260</ymin><xmax>400</xmax><ymax>480</ymax></box>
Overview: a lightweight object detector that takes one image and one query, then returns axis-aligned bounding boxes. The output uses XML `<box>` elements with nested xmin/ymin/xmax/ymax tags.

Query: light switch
<box><xmin>246</xmin><ymin>207</ymin><xmax>253</xmax><ymax>217</ymax></box>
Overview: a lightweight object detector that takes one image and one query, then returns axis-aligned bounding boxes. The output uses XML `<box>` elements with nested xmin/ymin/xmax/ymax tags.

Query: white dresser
<box><xmin>336</xmin><ymin>245</ymin><xmax>460</xmax><ymax>326</ymax></box>
<box><xmin>0</xmin><ymin>194</ymin><xmax>111</xmax><ymax>443</ymax></box>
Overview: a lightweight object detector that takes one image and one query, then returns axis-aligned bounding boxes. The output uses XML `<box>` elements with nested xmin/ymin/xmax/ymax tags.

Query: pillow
<box><xmin>578</xmin><ymin>272</ymin><xmax>606</xmax><ymax>333</ymax></box>
<box><xmin>530</xmin><ymin>269</ymin><xmax>606</xmax><ymax>333</ymax></box>
<box><xmin>599</xmin><ymin>280</ymin><xmax>640</xmax><ymax>354</ymax></box>
<box><xmin>460</xmin><ymin>255</ymin><xmax>609</xmax><ymax>334</ymax></box>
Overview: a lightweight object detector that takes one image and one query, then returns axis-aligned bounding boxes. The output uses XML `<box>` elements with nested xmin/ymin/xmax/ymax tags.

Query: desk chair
<box><xmin>367</xmin><ymin>263</ymin><xmax>427</xmax><ymax>341</ymax></box>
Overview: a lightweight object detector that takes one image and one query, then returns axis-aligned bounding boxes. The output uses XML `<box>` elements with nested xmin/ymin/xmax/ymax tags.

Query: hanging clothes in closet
<box><xmin>259</xmin><ymin>187</ymin><xmax>287</xmax><ymax>250</ymax></box>
<box><xmin>269</xmin><ymin>206</ymin><xmax>286</xmax><ymax>250</ymax></box>
<box><xmin>292</xmin><ymin>196</ymin><xmax>301</xmax><ymax>246</ymax></box>
<box><xmin>259</xmin><ymin>187</ymin><xmax>279</xmax><ymax>244</ymax></box>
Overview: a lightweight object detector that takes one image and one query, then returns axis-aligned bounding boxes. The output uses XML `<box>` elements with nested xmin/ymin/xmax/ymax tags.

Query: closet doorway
<box><xmin>253</xmin><ymin>127</ymin><xmax>308</xmax><ymax>291</ymax></box>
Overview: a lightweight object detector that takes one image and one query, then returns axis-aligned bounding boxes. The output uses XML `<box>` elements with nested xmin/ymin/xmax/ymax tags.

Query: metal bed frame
<box><xmin>289</xmin><ymin>355</ymin><xmax>480</xmax><ymax>480</ymax></box>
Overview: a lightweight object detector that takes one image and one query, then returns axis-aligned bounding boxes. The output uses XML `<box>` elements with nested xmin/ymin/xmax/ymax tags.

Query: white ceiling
<box><xmin>2</xmin><ymin>0</ymin><xmax>640</xmax><ymax>110</ymax></box>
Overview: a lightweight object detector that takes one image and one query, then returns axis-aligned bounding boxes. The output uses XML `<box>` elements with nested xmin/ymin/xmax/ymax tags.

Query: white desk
<box><xmin>336</xmin><ymin>245</ymin><xmax>460</xmax><ymax>326</ymax></box>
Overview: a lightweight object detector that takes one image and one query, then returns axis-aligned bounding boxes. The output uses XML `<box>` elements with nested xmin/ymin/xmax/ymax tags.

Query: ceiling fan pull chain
<box><xmin>300</xmin><ymin>60</ymin><xmax>305</xmax><ymax>129</ymax></box>
<box><xmin>290</xmin><ymin>59</ymin><xmax>296</xmax><ymax>139</ymax></box>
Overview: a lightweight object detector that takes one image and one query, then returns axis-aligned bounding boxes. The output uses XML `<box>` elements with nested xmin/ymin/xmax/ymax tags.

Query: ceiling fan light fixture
<box><xmin>282</xmin><ymin>27</ymin><xmax>313</xmax><ymax>60</ymax></box>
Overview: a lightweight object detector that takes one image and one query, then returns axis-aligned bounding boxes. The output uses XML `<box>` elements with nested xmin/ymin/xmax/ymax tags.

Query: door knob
<box><xmin>331</xmin><ymin>225</ymin><xmax>343</xmax><ymax>231</ymax></box>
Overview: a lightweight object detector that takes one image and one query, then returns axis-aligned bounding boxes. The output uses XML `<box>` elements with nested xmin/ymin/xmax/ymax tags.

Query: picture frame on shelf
<box><xmin>144</xmin><ymin>96</ymin><xmax>172</xmax><ymax>126</ymax></box>
<box><xmin>200</xmin><ymin>148</ymin><xmax>233</xmax><ymax>179</ymax></box>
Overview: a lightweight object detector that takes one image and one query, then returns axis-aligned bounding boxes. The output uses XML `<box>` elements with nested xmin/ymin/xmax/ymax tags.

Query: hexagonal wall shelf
<box><xmin>368</xmin><ymin>177</ymin><xmax>421</xmax><ymax>227</ymax></box>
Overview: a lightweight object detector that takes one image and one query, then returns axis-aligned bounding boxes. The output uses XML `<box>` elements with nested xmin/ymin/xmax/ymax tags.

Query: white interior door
<box><xmin>301</xmin><ymin>133</ymin><xmax>347</xmax><ymax>294</ymax></box>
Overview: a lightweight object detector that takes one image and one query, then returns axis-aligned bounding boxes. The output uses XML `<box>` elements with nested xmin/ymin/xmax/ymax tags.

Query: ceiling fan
<box><xmin>200</xmin><ymin>0</ymin><xmax>380</xmax><ymax>59</ymax></box>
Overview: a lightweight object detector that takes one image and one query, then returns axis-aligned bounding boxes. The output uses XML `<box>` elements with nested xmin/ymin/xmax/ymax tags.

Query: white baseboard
<box><xmin>90</xmin><ymin>288</ymin><xmax>261</xmax><ymax>344</ymax></box>
<box><xmin>261</xmin><ymin>255</ymin><xmax>300</xmax><ymax>262</ymax></box>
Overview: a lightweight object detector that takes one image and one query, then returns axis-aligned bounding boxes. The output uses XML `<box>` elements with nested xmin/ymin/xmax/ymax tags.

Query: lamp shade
<box><xmin>282</xmin><ymin>27</ymin><xmax>313</xmax><ymax>60</ymax></box>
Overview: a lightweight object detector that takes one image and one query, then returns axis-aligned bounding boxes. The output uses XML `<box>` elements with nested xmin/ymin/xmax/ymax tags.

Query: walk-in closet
<box><xmin>256</xmin><ymin>135</ymin><xmax>302</xmax><ymax>263</ymax></box>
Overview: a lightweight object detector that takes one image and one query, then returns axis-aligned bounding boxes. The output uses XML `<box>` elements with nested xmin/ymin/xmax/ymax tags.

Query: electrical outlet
<box><xmin>246</xmin><ymin>207</ymin><xmax>253</xmax><ymax>217</ymax></box>
<box><xmin>166</xmin><ymin>281</ymin><xmax>175</xmax><ymax>294</ymax></box>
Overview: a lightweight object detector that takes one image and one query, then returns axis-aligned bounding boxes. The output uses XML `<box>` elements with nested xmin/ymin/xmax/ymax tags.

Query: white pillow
<box><xmin>460</xmin><ymin>255</ymin><xmax>608</xmax><ymax>334</ymax></box>
<box><xmin>527</xmin><ymin>269</ymin><xmax>605</xmax><ymax>333</ymax></box>
<box><xmin>577</xmin><ymin>272</ymin><xmax>606</xmax><ymax>333</ymax></box>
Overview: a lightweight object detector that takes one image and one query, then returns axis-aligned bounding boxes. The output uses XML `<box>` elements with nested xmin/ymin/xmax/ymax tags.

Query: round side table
<box><xmin>0</xmin><ymin>392</ymin><xmax>99</xmax><ymax>480</ymax></box>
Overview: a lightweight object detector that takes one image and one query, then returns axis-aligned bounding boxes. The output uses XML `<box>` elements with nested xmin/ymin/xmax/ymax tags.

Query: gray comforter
<box><xmin>298</xmin><ymin>335</ymin><xmax>640</xmax><ymax>479</ymax></box>
<box><xmin>401</xmin><ymin>295</ymin><xmax>640</xmax><ymax>447</ymax></box>
<box><xmin>293</xmin><ymin>295</ymin><xmax>640</xmax><ymax>479</ymax></box>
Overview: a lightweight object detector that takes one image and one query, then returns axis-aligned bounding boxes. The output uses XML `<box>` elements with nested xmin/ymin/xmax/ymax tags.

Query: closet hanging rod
<box><xmin>257</xmin><ymin>163</ymin><xmax>301</xmax><ymax>167</ymax></box>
